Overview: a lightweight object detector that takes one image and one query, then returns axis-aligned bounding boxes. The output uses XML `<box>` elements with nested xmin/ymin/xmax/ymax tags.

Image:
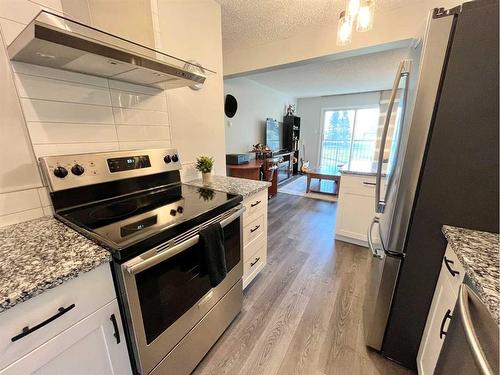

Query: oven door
<box><xmin>120</xmin><ymin>205</ymin><xmax>244</xmax><ymax>375</ymax></box>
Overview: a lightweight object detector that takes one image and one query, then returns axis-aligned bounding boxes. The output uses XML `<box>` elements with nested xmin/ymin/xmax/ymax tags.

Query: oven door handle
<box><xmin>124</xmin><ymin>205</ymin><xmax>245</xmax><ymax>275</ymax></box>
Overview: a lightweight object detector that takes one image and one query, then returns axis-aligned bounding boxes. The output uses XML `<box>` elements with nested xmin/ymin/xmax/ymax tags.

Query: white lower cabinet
<box><xmin>417</xmin><ymin>244</ymin><xmax>465</xmax><ymax>375</ymax></box>
<box><xmin>1</xmin><ymin>300</ymin><xmax>131</xmax><ymax>375</ymax></box>
<box><xmin>336</xmin><ymin>174</ymin><xmax>383</xmax><ymax>246</ymax></box>
<box><xmin>0</xmin><ymin>265</ymin><xmax>132</xmax><ymax>375</ymax></box>
<box><xmin>241</xmin><ymin>189</ymin><xmax>268</xmax><ymax>289</ymax></box>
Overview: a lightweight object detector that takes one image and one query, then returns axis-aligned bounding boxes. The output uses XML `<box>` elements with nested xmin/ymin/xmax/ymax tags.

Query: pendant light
<box><xmin>336</xmin><ymin>11</ymin><xmax>352</xmax><ymax>46</ymax></box>
<box><xmin>356</xmin><ymin>0</ymin><xmax>375</xmax><ymax>32</ymax></box>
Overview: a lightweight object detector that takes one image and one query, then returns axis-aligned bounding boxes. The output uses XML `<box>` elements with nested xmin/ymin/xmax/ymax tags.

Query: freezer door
<box><xmin>364</xmin><ymin>218</ymin><xmax>403</xmax><ymax>350</ymax></box>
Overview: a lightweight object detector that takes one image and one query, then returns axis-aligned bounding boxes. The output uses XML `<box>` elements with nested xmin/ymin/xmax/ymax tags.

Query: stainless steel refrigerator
<box><xmin>363</xmin><ymin>0</ymin><xmax>499</xmax><ymax>370</ymax></box>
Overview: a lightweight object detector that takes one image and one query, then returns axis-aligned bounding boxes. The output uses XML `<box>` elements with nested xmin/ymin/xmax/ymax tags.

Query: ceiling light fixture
<box><xmin>336</xmin><ymin>11</ymin><xmax>352</xmax><ymax>46</ymax></box>
<box><xmin>336</xmin><ymin>0</ymin><xmax>375</xmax><ymax>46</ymax></box>
<box><xmin>356</xmin><ymin>0</ymin><xmax>375</xmax><ymax>32</ymax></box>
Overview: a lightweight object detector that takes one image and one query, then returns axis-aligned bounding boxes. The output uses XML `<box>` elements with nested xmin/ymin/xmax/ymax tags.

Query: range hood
<box><xmin>8</xmin><ymin>11</ymin><xmax>214</xmax><ymax>89</ymax></box>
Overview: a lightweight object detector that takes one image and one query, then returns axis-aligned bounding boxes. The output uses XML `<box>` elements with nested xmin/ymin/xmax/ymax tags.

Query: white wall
<box><xmin>0</xmin><ymin>0</ymin><xmax>225</xmax><ymax>226</ymax></box>
<box><xmin>297</xmin><ymin>91</ymin><xmax>381</xmax><ymax>169</ymax></box>
<box><xmin>224</xmin><ymin>77</ymin><xmax>296</xmax><ymax>154</ymax></box>
<box><xmin>223</xmin><ymin>0</ymin><xmax>462</xmax><ymax>76</ymax></box>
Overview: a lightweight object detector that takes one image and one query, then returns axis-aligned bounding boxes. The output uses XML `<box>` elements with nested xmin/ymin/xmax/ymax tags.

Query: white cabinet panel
<box><xmin>0</xmin><ymin>300</ymin><xmax>132</xmax><ymax>375</ymax></box>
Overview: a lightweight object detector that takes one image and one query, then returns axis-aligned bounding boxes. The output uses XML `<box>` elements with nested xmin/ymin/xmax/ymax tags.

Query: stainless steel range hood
<box><xmin>8</xmin><ymin>11</ymin><xmax>213</xmax><ymax>89</ymax></box>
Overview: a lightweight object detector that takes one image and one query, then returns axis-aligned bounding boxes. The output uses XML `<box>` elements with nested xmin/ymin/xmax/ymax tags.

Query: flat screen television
<box><xmin>265</xmin><ymin>118</ymin><xmax>283</xmax><ymax>152</ymax></box>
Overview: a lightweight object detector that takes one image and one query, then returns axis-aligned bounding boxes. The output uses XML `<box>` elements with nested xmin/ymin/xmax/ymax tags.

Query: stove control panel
<box><xmin>39</xmin><ymin>148</ymin><xmax>182</xmax><ymax>192</ymax></box>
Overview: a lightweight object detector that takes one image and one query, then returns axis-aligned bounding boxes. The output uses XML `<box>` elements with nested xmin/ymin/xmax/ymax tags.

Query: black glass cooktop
<box><xmin>57</xmin><ymin>184</ymin><xmax>241</xmax><ymax>260</ymax></box>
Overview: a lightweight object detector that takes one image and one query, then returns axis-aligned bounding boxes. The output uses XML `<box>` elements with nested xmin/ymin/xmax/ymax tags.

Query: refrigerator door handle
<box><xmin>375</xmin><ymin>60</ymin><xmax>411</xmax><ymax>214</ymax></box>
<box><xmin>367</xmin><ymin>217</ymin><xmax>382</xmax><ymax>259</ymax></box>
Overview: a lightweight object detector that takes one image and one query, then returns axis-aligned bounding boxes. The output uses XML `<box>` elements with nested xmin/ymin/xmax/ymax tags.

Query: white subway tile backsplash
<box><xmin>119</xmin><ymin>140</ymin><xmax>171</xmax><ymax>151</ymax></box>
<box><xmin>0</xmin><ymin>188</ymin><xmax>42</xmax><ymax>216</ymax></box>
<box><xmin>109</xmin><ymin>79</ymin><xmax>164</xmax><ymax>96</ymax></box>
<box><xmin>0</xmin><ymin>208</ymin><xmax>44</xmax><ymax>227</ymax></box>
<box><xmin>0</xmin><ymin>18</ymin><xmax>25</xmax><ymax>45</ymax></box>
<box><xmin>12</xmin><ymin>62</ymin><xmax>109</xmax><ymax>88</ymax></box>
<box><xmin>110</xmin><ymin>90</ymin><xmax>167</xmax><ymax>112</ymax></box>
<box><xmin>15</xmin><ymin>73</ymin><xmax>112</xmax><ymax>106</ymax></box>
<box><xmin>42</xmin><ymin>205</ymin><xmax>54</xmax><ymax>216</ymax></box>
<box><xmin>21</xmin><ymin>98</ymin><xmax>114</xmax><ymax>124</ymax></box>
<box><xmin>113</xmin><ymin>107</ymin><xmax>169</xmax><ymax>126</ymax></box>
<box><xmin>116</xmin><ymin>125</ymin><xmax>170</xmax><ymax>142</ymax></box>
<box><xmin>37</xmin><ymin>187</ymin><xmax>50</xmax><ymax>206</ymax></box>
<box><xmin>33</xmin><ymin>142</ymin><xmax>120</xmax><ymax>158</ymax></box>
<box><xmin>28</xmin><ymin>122</ymin><xmax>118</xmax><ymax>144</ymax></box>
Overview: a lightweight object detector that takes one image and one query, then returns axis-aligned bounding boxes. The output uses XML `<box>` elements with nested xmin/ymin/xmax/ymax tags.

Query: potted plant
<box><xmin>195</xmin><ymin>155</ymin><xmax>214</xmax><ymax>185</ymax></box>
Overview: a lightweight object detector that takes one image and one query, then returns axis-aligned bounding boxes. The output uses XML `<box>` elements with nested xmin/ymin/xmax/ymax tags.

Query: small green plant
<box><xmin>195</xmin><ymin>155</ymin><xmax>214</xmax><ymax>174</ymax></box>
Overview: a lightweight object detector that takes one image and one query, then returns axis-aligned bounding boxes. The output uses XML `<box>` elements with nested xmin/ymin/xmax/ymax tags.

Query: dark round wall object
<box><xmin>224</xmin><ymin>94</ymin><xmax>238</xmax><ymax>118</ymax></box>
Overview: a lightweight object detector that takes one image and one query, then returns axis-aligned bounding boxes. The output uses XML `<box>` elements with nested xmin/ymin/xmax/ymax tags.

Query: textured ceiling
<box><xmin>216</xmin><ymin>0</ymin><xmax>424</xmax><ymax>52</ymax></box>
<box><xmin>241</xmin><ymin>47</ymin><xmax>411</xmax><ymax>98</ymax></box>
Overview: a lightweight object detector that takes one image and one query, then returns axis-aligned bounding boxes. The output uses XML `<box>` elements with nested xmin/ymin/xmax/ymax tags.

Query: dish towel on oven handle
<box><xmin>199</xmin><ymin>222</ymin><xmax>227</xmax><ymax>287</ymax></box>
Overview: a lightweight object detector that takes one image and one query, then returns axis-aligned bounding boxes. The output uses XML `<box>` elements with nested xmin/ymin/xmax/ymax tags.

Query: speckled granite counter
<box><xmin>340</xmin><ymin>160</ymin><xmax>387</xmax><ymax>177</ymax></box>
<box><xmin>186</xmin><ymin>175</ymin><xmax>270</xmax><ymax>198</ymax></box>
<box><xmin>442</xmin><ymin>225</ymin><xmax>499</xmax><ymax>323</ymax></box>
<box><xmin>0</xmin><ymin>217</ymin><xmax>111</xmax><ymax>313</ymax></box>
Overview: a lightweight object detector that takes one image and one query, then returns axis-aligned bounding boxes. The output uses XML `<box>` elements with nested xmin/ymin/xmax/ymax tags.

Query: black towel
<box><xmin>199</xmin><ymin>222</ymin><xmax>227</xmax><ymax>287</ymax></box>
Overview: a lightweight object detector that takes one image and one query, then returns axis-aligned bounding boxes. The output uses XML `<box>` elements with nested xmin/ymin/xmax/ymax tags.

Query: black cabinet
<box><xmin>283</xmin><ymin>115</ymin><xmax>300</xmax><ymax>175</ymax></box>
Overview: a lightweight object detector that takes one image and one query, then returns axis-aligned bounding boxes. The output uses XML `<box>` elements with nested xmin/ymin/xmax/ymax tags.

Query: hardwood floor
<box><xmin>193</xmin><ymin>193</ymin><xmax>414</xmax><ymax>375</ymax></box>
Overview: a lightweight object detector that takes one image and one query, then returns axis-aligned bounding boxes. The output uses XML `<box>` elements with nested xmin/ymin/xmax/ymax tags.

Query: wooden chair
<box><xmin>263</xmin><ymin>157</ymin><xmax>279</xmax><ymax>198</ymax></box>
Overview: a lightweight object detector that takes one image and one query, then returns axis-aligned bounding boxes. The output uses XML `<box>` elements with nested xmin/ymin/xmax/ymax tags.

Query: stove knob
<box><xmin>53</xmin><ymin>166</ymin><xmax>68</xmax><ymax>178</ymax></box>
<box><xmin>177</xmin><ymin>206</ymin><xmax>183</xmax><ymax>214</ymax></box>
<box><xmin>163</xmin><ymin>155</ymin><xmax>171</xmax><ymax>164</ymax></box>
<box><xmin>71</xmin><ymin>164</ymin><xmax>85</xmax><ymax>176</ymax></box>
<box><xmin>171</xmin><ymin>154</ymin><xmax>179</xmax><ymax>162</ymax></box>
<box><xmin>170</xmin><ymin>209</ymin><xmax>177</xmax><ymax>216</ymax></box>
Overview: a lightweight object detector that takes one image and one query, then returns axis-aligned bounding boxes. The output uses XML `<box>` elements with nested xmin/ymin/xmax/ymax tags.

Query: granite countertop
<box><xmin>442</xmin><ymin>225</ymin><xmax>499</xmax><ymax>323</ymax></box>
<box><xmin>0</xmin><ymin>217</ymin><xmax>111</xmax><ymax>313</ymax></box>
<box><xmin>186</xmin><ymin>175</ymin><xmax>270</xmax><ymax>198</ymax></box>
<box><xmin>340</xmin><ymin>161</ymin><xmax>387</xmax><ymax>177</ymax></box>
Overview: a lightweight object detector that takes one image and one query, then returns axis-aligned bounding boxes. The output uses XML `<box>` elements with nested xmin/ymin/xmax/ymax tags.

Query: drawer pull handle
<box><xmin>444</xmin><ymin>256</ymin><xmax>459</xmax><ymax>277</ymax></box>
<box><xmin>110</xmin><ymin>314</ymin><xmax>121</xmax><ymax>344</ymax></box>
<box><xmin>11</xmin><ymin>304</ymin><xmax>76</xmax><ymax>342</ymax></box>
<box><xmin>250</xmin><ymin>257</ymin><xmax>261</xmax><ymax>267</ymax></box>
<box><xmin>439</xmin><ymin>309</ymin><xmax>452</xmax><ymax>339</ymax></box>
<box><xmin>251</xmin><ymin>200</ymin><xmax>262</xmax><ymax>207</ymax></box>
<box><xmin>250</xmin><ymin>225</ymin><xmax>261</xmax><ymax>233</ymax></box>
<box><xmin>363</xmin><ymin>182</ymin><xmax>376</xmax><ymax>186</ymax></box>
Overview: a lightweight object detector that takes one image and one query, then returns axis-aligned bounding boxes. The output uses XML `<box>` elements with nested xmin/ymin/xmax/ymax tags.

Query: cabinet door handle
<box><xmin>250</xmin><ymin>225</ymin><xmax>261</xmax><ymax>233</ymax></box>
<box><xmin>439</xmin><ymin>309</ymin><xmax>453</xmax><ymax>339</ymax></box>
<box><xmin>11</xmin><ymin>304</ymin><xmax>76</xmax><ymax>342</ymax></box>
<box><xmin>444</xmin><ymin>256</ymin><xmax>459</xmax><ymax>277</ymax></box>
<box><xmin>363</xmin><ymin>181</ymin><xmax>376</xmax><ymax>186</ymax></box>
<box><xmin>110</xmin><ymin>314</ymin><xmax>121</xmax><ymax>344</ymax></box>
<box><xmin>251</xmin><ymin>200</ymin><xmax>261</xmax><ymax>207</ymax></box>
<box><xmin>250</xmin><ymin>257</ymin><xmax>261</xmax><ymax>267</ymax></box>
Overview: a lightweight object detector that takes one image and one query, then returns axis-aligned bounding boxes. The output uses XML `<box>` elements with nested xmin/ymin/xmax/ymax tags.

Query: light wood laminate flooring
<box><xmin>194</xmin><ymin>193</ymin><xmax>414</xmax><ymax>375</ymax></box>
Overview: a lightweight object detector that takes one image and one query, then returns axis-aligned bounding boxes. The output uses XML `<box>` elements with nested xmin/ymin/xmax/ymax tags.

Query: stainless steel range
<box><xmin>39</xmin><ymin>148</ymin><xmax>244</xmax><ymax>375</ymax></box>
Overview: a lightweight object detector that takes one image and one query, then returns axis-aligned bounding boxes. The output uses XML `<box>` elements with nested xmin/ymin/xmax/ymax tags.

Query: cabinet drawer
<box><xmin>339</xmin><ymin>175</ymin><xmax>387</xmax><ymax>197</ymax></box>
<box><xmin>441</xmin><ymin>244</ymin><xmax>465</xmax><ymax>294</ymax></box>
<box><xmin>243</xmin><ymin>231</ymin><xmax>266</xmax><ymax>262</ymax></box>
<box><xmin>243</xmin><ymin>214</ymin><xmax>265</xmax><ymax>246</ymax></box>
<box><xmin>0</xmin><ymin>264</ymin><xmax>115</xmax><ymax>370</ymax></box>
<box><xmin>243</xmin><ymin>245</ymin><xmax>267</xmax><ymax>281</ymax></box>
<box><xmin>242</xmin><ymin>190</ymin><xmax>267</xmax><ymax>226</ymax></box>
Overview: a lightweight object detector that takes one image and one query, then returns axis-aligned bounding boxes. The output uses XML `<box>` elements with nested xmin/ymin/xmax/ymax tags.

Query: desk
<box><xmin>226</xmin><ymin>160</ymin><xmax>263</xmax><ymax>181</ymax></box>
<box><xmin>305</xmin><ymin>166</ymin><xmax>341</xmax><ymax>195</ymax></box>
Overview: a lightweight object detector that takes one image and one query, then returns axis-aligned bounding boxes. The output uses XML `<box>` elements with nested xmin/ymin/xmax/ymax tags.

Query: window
<box><xmin>319</xmin><ymin>107</ymin><xmax>379</xmax><ymax>171</ymax></box>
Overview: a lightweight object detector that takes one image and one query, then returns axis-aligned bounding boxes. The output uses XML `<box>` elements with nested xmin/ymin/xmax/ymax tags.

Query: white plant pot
<box><xmin>202</xmin><ymin>172</ymin><xmax>212</xmax><ymax>184</ymax></box>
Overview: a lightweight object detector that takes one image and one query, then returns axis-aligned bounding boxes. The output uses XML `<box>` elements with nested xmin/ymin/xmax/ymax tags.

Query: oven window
<box><xmin>135</xmin><ymin>218</ymin><xmax>240</xmax><ymax>344</ymax></box>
